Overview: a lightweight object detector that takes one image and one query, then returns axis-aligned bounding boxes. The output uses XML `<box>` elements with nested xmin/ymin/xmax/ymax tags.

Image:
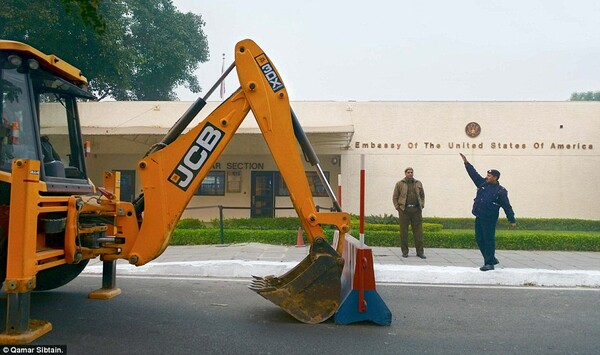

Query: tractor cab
<box><xmin>0</xmin><ymin>41</ymin><xmax>95</xmax><ymax>200</ymax></box>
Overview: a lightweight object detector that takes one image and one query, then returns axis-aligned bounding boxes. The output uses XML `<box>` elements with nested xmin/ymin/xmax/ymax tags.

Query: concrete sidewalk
<box><xmin>83</xmin><ymin>244</ymin><xmax>600</xmax><ymax>288</ymax></box>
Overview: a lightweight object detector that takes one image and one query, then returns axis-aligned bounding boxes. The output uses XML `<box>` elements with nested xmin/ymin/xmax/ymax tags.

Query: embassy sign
<box><xmin>353</xmin><ymin>140</ymin><xmax>594</xmax><ymax>151</ymax></box>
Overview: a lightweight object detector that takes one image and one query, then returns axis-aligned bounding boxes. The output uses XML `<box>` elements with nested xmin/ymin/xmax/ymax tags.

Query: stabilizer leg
<box><xmin>88</xmin><ymin>260</ymin><xmax>121</xmax><ymax>299</ymax></box>
<box><xmin>1</xmin><ymin>160</ymin><xmax>52</xmax><ymax>343</ymax></box>
<box><xmin>0</xmin><ymin>291</ymin><xmax>52</xmax><ymax>344</ymax></box>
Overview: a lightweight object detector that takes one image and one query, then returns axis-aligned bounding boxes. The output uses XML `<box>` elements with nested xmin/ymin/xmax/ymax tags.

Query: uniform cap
<box><xmin>487</xmin><ymin>169</ymin><xmax>501</xmax><ymax>178</ymax></box>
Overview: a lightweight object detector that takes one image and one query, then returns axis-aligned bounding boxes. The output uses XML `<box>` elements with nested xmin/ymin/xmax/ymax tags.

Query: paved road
<box><xmin>5</xmin><ymin>275</ymin><xmax>598</xmax><ymax>354</ymax></box>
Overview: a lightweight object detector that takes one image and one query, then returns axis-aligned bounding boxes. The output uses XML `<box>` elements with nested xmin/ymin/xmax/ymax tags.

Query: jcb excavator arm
<box><xmin>116</xmin><ymin>39</ymin><xmax>350</xmax><ymax>322</ymax></box>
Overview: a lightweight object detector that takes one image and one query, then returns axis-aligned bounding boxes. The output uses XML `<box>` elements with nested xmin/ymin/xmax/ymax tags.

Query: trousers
<box><xmin>475</xmin><ymin>217</ymin><xmax>497</xmax><ymax>266</ymax></box>
<box><xmin>398</xmin><ymin>207</ymin><xmax>424</xmax><ymax>255</ymax></box>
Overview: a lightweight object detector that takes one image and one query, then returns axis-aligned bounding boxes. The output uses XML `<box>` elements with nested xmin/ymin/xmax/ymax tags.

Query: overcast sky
<box><xmin>171</xmin><ymin>0</ymin><xmax>600</xmax><ymax>102</ymax></box>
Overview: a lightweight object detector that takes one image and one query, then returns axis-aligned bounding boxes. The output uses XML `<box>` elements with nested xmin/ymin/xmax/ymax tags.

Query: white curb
<box><xmin>82</xmin><ymin>261</ymin><xmax>600</xmax><ymax>288</ymax></box>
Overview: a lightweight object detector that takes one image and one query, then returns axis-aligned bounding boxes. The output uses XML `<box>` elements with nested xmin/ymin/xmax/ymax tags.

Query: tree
<box><xmin>59</xmin><ymin>0</ymin><xmax>108</xmax><ymax>33</ymax></box>
<box><xmin>0</xmin><ymin>0</ymin><xmax>209</xmax><ymax>101</ymax></box>
<box><xmin>570</xmin><ymin>91</ymin><xmax>600</xmax><ymax>101</ymax></box>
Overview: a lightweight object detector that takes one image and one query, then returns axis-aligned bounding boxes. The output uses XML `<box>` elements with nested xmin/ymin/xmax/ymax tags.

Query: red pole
<box><xmin>337</xmin><ymin>173</ymin><xmax>342</xmax><ymax>209</ymax></box>
<box><xmin>359</xmin><ymin>155</ymin><xmax>365</xmax><ymax>246</ymax></box>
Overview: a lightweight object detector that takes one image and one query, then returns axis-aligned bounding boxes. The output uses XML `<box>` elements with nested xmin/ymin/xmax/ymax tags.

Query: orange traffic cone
<box><xmin>296</xmin><ymin>227</ymin><xmax>305</xmax><ymax>247</ymax></box>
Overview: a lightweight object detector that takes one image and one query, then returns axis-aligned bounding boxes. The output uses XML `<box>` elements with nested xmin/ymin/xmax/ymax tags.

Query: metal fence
<box><xmin>184</xmin><ymin>205</ymin><xmax>334</xmax><ymax>244</ymax></box>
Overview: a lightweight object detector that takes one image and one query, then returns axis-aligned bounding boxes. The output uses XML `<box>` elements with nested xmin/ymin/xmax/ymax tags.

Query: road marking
<box><xmin>79</xmin><ymin>274</ymin><xmax>600</xmax><ymax>291</ymax></box>
<box><xmin>79</xmin><ymin>274</ymin><xmax>250</xmax><ymax>283</ymax></box>
<box><xmin>382</xmin><ymin>282</ymin><xmax>600</xmax><ymax>291</ymax></box>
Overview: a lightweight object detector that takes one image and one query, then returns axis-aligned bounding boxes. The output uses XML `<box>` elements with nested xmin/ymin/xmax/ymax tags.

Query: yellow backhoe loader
<box><xmin>0</xmin><ymin>39</ymin><xmax>350</xmax><ymax>344</ymax></box>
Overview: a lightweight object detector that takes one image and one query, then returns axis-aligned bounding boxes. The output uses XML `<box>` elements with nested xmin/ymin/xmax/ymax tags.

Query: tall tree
<box><xmin>0</xmin><ymin>0</ymin><xmax>209</xmax><ymax>101</ymax></box>
<box><xmin>570</xmin><ymin>91</ymin><xmax>600</xmax><ymax>101</ymax></box>
<box><xmin>59</xmin><ymin>0</ymin><xmax>108</xmax><ymax>33</ymax></box>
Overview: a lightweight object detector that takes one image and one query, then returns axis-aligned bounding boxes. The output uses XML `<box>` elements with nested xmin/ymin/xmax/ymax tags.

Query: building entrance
<box><xmin>251</xmin><ymin>171</ymin><xmax>275</xmax><ymax>218</ymax></box>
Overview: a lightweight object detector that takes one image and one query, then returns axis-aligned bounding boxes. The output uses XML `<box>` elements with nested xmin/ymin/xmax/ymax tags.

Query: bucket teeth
<box><xmin>248</xmin><ymin>276</ymin><xmax>277</xmax><ymax>292</ymax></box>
<box><xmin>248</xmin><ymin>285</ymin><xmax>276</xmax><ymax>292</ymax></box>
<box><xmin>249</xmin><ymin>280</ymin><xmax>267</xmax><ymax>288</ymax></box>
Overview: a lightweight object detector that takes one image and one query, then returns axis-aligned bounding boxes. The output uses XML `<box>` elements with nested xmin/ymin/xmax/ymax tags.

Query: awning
<box><xmin>81</xmin><ymin>124</ymin><xmax>355</xmax><ymax>149</ymax></box>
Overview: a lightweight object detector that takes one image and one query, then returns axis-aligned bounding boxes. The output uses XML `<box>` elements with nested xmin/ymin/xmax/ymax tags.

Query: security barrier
<box><xmin>334</xmin><ymin>231</ymin><xmax>392</xmax><ymax>325</ymax></box>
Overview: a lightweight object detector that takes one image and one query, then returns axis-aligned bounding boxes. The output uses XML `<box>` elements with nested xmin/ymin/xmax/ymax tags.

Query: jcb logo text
<box><xmin>255</xmin><ymin>54</ymin><xmax>284</xmax><ymax>92</ymax></box>
<box><xmin>169</xmin><ymin>123</ymin><xmax>224</xmax><ymax>191</ymax></box>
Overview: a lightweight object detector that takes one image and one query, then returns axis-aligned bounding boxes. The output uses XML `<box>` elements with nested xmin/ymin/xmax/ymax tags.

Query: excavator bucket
<box><xmin>249</xmin><ymin>238</ymin><xmax>344</xmax><ymax>323</ymax></box>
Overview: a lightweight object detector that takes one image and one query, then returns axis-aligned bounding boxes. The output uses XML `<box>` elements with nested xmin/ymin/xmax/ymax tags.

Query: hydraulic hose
<box><xmin>291</xmin><ymin>109</ymin><xmax>341</xmax><ymax>212</ymax></box>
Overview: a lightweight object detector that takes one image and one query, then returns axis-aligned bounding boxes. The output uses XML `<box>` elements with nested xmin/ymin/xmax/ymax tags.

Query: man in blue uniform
<box><xmin>460</xmin><ymin>153</ymin><xmax>516</xmax><ymax>271</ymax></box>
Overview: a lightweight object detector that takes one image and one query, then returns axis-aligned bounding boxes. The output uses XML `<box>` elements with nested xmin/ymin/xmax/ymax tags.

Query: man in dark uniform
<box><xmin>460</xmin><ymin>153</ymin><xmax>516</xmax><ymax>271</ymax></box>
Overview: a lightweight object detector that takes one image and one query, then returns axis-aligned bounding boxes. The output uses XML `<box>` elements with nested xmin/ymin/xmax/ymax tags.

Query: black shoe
<box><xmin>480</xmin><ymin>264</ymin><xmax>494</xmax><ymax>271</ymax></box>
<box><xmin>402</xmin><ymin>253</ymin><xmax>408</xmax><ymax>258</ymax></box>
<box><xmin>493</xmin><ymin>258</ymin><xmax>499</xmax><ymax>265</ymax></box>
<box><xmin>417</xmin><ymin>254</ymin><xmax>427</xmax><ymax>259</ymax></box>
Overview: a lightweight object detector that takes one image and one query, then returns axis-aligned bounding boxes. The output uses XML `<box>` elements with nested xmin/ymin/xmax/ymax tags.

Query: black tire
<box><xmin>35</xmin><ymin>259</ymin><xmax>89</xmax><ymax>291</ymax></box>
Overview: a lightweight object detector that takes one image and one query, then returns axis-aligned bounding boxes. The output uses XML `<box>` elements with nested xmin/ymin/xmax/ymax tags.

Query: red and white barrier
<box><xmin>334</xmin><ymin>155</ymin><xmax>392</xmax><ymax>325</ymax></box>
<box><xmin>334</xmin><ymin>232</ymin><xmax>392</xmax><ymax>325</ymax></box>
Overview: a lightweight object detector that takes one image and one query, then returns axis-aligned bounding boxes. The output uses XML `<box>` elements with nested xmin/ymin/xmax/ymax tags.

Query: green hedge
<box><xmin>361</xmin><ymin>215</ymin><xmax>600</xmax><ymax>231</ymax></box>
<box><xmin>171</xmin><ymin>228</ymin><xmax>600</xmax><ymax>251</ymax></box>
<box><xmin>177</xmin><ymin>218</ymin><xmax>208</xmax><ymax>229</ymax></box>
<box><xmin>356</xmin><ymin>230</ymin><xmax>600</xmax><ymax>251</ymax></box>
<box><xmin>190</xmin><ymin>216</ymin><xmax>600</xmax><ymax>232</ymax></box>
<box><xmin>494</xmin><ymin>218</ymin><xmax>600</xmax><ymax>231</ymax></box>
<box><xmin>209</xmin><ymin>217</ymin><xmax>302</xmax><ymax>230</ymax></box>
<box><xmin>203</xmin><ymin>217</ymin><xmax>444</xmax><ymax>233</ymax></box>
<box><xmin>172</xmin><ymin>228</ymin><xmax>313</xmax><ymax>246</ymax></box>
<box><xmin>349</xmin><ymin>221</ymin><xmax>443</xmax><ymax>232</ymax></box>
<box><xmin>173</xmin><ymin>217</ymin><xmax>600</xmax><ymax>251</ymax></box>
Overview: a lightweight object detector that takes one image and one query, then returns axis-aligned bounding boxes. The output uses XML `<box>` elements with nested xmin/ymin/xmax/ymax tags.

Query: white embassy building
<box><xmin>76</xmin><ymin>100</ymin><xmax>600</xmax><ymax>221</ymax></box>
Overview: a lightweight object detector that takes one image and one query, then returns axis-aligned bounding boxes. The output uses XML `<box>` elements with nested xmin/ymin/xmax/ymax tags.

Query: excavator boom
<box><xmin>123</xmin><ymin>39</ymin><xmax>351</xmax><ymax>322</ymax></box>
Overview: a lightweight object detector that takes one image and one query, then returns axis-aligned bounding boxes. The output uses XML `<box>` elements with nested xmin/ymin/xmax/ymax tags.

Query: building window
<box><xmin>276</xmin><ymin>171</ymin><xmax>330</xmax><ymax>197</ymax></box>
<box><xmin>197</xmin><ymin>171</ymin><xmax>225</xmax><ymax>196</ymax></box>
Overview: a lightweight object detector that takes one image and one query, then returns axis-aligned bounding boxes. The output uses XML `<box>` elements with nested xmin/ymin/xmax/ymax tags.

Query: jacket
<box><xmin>392</xmin><ymin>178</ymin><xmax>425</xmax><ymax>212</ymax></box>
<box><xmin>465</xmin><ymin>162</ymin><xmax>515</xmax><ymax>223</ymax></box>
